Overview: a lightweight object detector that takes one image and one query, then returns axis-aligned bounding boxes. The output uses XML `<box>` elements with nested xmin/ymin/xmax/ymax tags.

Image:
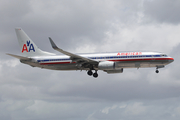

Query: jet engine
<box><xmin>98</xmin><ymin>61</ymin><xmax>123</xmax><ymax>73</ymax></box>
<box><xmin>98</xmin><ymin>61</ymin><xmax>115</xmax><ymax>70</ymax></box>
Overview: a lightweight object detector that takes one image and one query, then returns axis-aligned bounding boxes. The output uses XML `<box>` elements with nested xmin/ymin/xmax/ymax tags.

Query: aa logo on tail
<box><xmin>22</xmin><ymin>41</ymin><xmax>35</xmax><ymax>53</ymax></box>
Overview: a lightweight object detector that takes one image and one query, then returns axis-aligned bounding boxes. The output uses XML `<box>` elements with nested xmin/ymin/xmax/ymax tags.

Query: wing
<box><xmin>49</xmin><ymin>37</ymin><xmax>98</xmax><ymax>64</ymax></box>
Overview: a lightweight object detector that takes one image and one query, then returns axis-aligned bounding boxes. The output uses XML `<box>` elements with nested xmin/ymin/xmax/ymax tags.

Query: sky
<box><xmin>0</xmin><ymin>0</ymin><xmax>180</xmax><ymax>120</ymax></box>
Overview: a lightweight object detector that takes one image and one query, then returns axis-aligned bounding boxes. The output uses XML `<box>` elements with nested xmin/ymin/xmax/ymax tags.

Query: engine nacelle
<box><xmin>98</xmin><ymin>61</ymin><xmax>115</xmax><ymax>70</ymax></box>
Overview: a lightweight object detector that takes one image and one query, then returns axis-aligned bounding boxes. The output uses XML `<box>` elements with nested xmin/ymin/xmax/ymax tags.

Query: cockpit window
<box><xmin>161</xmin><ymin>54</ymin><xmax>167</xmax><ymax>57</ymax></box>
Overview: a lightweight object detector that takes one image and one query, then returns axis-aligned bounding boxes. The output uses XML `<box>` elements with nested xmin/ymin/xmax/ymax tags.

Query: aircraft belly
<box><xmin>43</xmin><ymin>63</ymin><xmax>78</xmax><ymax>70</ymax></box>
<box><xmin>116</xmin><ymin>60</ymin><xmax>168</xmax><ymax>68</ymax></box>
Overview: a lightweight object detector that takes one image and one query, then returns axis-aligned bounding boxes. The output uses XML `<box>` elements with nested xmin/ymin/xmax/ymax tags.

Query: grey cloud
<box><xmin>0</xmin><ymin>0</ymin><xmax>30</xmax><ymax>22</ymax></box>
<box><xmin>144</xmin><ymin>0</ymin><xmax>180</xmax><ymax>24</ymax></box>
<box><xmin>168</xmin><ymin>43</ymin><xmax>180</xmax><ymax>80</ymax></box>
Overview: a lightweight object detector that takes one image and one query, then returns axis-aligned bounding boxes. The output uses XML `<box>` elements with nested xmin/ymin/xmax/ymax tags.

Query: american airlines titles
<box><xmin>117</xmin><ymin>52</ymin><xmax>142</xmax><ymax>56</ymax></box>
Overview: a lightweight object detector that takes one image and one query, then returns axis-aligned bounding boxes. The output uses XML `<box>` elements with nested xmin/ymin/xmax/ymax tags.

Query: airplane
<box><xmin>7</xmin><ymin>28</ymin><xmax>174</xmax><ymax>78</ymax></box>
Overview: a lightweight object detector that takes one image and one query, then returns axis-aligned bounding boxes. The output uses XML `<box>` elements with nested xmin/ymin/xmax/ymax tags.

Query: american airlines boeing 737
<box><xmin>7</xmin><ymin>28</ymin><xmax>174</xmax><ymax>78</ymax></box>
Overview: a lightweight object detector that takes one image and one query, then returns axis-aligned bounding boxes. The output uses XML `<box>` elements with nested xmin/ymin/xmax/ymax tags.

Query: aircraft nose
<box><xmin>168</xmin><ymin>57</ymin><xmax>174</xmax><ymax>63</ymax></box>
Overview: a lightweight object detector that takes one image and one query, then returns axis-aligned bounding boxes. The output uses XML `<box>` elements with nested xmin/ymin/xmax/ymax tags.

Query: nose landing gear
<box><xmin>155</xmin><ymin>65</ymin><xmax>164</xmax><ymax>73</ymax></box>
<box><xmin>155</xmin><ymin>69</ymin><xmax>159</xmax><ymax>73</ymax></box>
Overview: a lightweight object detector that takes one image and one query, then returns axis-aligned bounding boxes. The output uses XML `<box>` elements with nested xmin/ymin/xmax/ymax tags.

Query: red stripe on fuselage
<box><xmin>167</xmin><ymin>58</ymin><xmax>174</xmax><ymax>61</ymax></box>
<box><xmin>109</xmin><ymin>58</ymin><xmax>170</xmax><ymax>62</ymax></box>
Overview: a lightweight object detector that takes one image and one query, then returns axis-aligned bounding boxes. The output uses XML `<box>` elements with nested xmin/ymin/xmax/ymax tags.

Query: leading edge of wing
<box><xmin>49</xmin><ymin>37</ymin><xmax>98</xmax><ymax>64</ymax></box>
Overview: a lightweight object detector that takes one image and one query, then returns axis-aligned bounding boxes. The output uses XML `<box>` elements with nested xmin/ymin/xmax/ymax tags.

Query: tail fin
<box><xmin>15</xmin><ymin>28</ymin><xmax>55</xmax><ymax>57</ymax></box>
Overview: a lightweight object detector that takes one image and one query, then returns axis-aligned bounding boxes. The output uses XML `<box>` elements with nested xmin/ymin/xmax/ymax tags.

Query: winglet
<box><xmin>49</xmin><ymin>37</ymin><xmax>58</xmax><ymax>50</ymax></box>
<box><xmin>48</xmin><ymin>38</ymin><xmax>98</xmax><ymax>64</ymax></box>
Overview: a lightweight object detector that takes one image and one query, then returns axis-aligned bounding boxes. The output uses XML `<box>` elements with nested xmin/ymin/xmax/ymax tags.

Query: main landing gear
<box><xmin>87</xmin><ymin>70</ymin><xmax>98</xmax><ymax>78</ymax></box>
<box><xmin>87</xmin><ymin>70</ymin><xmax>93</xmax><ymax>76</ymax></box>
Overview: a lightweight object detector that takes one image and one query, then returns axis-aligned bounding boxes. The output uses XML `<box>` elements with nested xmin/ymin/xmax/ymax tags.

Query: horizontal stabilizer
<box><xmin>6</xmin><ymin>53</ymin><xmax>31</xmax><ymax>60</ymax></box>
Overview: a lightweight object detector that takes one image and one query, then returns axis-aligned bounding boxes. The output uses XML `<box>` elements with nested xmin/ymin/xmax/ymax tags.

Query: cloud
<box><xmin>123</xmin><ymin>102</ymin><xmax>146</xmax><ymax>115</ymax></box>
<box><xmin>144</xmin><ymin>0</ymin><xmax>180</xmax><ymax>24</ymax></box>
<box><xmin>101</xmin><ymin>105</ymin><xmax>118</xmax><ymax>114</ymax></box>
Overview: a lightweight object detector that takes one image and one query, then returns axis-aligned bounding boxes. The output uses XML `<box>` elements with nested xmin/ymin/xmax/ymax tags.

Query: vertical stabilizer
<box><xmin>15</xmin><ymin>28</ymin><xmax>55</xmax><ymax>57</ymax></box>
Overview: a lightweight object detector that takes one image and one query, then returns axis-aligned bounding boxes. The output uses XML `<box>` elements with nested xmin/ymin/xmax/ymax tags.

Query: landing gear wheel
<box><xmin>156</xmin><ymin>69</ymin><xmax>159</xmax><ymax>73</ymax></box>
<box><xmin>87</xmin><ymin>70</ymin><xmax>93</xmax><ymax>76</ymax></box>
<box><xmin>93</xmin><ymin>72</ymin><xmax>98</xmax><ymax>78</ymax></box>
